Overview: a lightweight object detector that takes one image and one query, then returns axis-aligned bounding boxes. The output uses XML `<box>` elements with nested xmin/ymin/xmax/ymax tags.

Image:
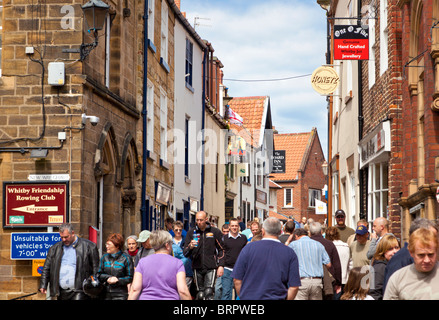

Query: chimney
<box><xmin>175</xmin><ymin>0</ymin><xmax>181</xmax><ymax>9</ymax></box>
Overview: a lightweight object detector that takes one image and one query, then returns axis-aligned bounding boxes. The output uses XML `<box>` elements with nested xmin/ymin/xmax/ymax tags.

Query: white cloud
<box><xmin>182</xmin><ymin>0</ymin><xmax>329</xmax><ymax>156</ymax></box>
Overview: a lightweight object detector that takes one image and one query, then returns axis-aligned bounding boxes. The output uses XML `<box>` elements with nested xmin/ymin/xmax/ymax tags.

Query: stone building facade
<box><xmin>0</xmin><ymin>0</ymin><xmax>176</xmax><ymax>299</ymax></box>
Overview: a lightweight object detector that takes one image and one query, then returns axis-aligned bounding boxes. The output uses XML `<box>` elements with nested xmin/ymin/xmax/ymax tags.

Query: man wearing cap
<box><xmin>134</xmin><ymin>230</ymin><xmax>155</xmax><ymax>267</ymax></box>
<box><xmin>334</xmin><ymin>209</ymin><xmax>355</xmax><ymax>243</ymax></box>
<box><xmin>349</xmin><ymin>225</ymin><xmax>371</xmax><ymax>268</ymax></box>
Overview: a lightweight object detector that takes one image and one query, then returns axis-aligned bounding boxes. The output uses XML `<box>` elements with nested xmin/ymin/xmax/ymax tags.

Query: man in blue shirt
<box><xmin>288</xmin><ymin>228</ymin><xmax>331</xmax><ymax>300</ymax></box>
<box><xmin>231</xmin><ymin>217</ymin><xmax>301</xmax><ymax>300</ymax></box>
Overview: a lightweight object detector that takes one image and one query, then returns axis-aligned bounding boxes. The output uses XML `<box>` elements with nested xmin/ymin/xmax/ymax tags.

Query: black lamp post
<box><xmin>80</xmin><ymin>0</ymin><xmax>110</xmax><ymax>61</ymax></box>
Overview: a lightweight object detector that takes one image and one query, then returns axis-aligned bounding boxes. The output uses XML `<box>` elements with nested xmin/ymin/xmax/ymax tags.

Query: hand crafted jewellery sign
<box><xmin>333</xmin><ymin>25</ymin><xmax>369</xmax><ymax>60</ymax></box>
<box><xmin>3</xmin><ymin>181</ymin><xmax>69</xmax><ymax>228</ymax></box>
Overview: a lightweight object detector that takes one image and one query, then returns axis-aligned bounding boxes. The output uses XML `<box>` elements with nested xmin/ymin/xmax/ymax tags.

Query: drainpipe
<box><xmin>200</xmin><ymin>47</ymin><xmax>207</xmax><ymax>211</ymax></box>
<box><xmin>357</xmin><ymin>0</ymin><xmax>365</xmax><ymax>220</ymax></box>
<box><xmin>141</xmin><ymin>0</ymin><xmax>149</xmax><ymax>230</ymax></box>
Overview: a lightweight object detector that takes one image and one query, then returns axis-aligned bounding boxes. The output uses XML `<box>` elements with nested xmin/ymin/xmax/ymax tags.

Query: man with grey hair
<box><xmin>289</xmin><ymin>222</ymin><xmax>332</xmax><ymax>300</ymax></box>
<box><xmin>39</xmin><ymin>223</ymin><xmax>100</xmax><ymax>300</ymax></box>
<box><xmin>309</xmin><ymin>221</ymin><xmax>342</xmax><ymax>299</ymax></box>
<box><xmin>231</xmin><ymin>217</ymin><xmax>301</xmax><ymax>300</ymax></box>
<box><xmin>383</xmin><ymin>218</ymin><xmax>439</xmax><ymax>291</ymax></box>
<box><xmin>367</xmin><ymin>217</ymin><xmax>393</xmax><ymax>260</ymax></box>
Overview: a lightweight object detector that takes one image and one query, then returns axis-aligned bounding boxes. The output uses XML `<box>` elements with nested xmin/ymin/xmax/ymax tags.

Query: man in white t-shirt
<box><xmin>384</xmin><ymin>227</ymin><xmax>439</xmax><ymax>300</ymax></box>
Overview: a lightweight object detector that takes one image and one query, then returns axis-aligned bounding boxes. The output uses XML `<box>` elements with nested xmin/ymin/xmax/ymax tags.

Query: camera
<box><xmin>82</xmin><ymin>113</ymin><xmax>100</xmax><ymax>126</ymax></box>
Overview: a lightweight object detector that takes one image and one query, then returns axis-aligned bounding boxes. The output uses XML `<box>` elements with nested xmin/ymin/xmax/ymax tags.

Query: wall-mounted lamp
<box><xmin>322</xmin><ymin>160</ymin><xmax>328</xmax><ymax>176</ymax></box>
<box><xmin>317</xmin><ymin>0</ymin><xmax>330</xmax><ymax>12</ymax></box>
<box><xmin>80</xmin><ymin>0</ymin><xmax>110</xmax><ymax>61</ymax></box>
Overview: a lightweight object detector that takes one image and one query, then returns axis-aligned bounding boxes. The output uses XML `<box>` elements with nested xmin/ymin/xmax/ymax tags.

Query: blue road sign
<box><xmin>11</xmin><ymin>232</ymin><xmax>61</xmax><ymax>260</ymax></box>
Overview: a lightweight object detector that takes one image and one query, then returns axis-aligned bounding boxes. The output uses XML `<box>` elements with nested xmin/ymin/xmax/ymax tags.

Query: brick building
<box><xmin>358</xmin><ymin>0</ymin><xmax>403</xmax><ymax>239</ymax></box>
<box><xmin>398</xmin><ymin>0</ymin><xmax>439</xmax><ymax>241</ymax></box>
<box><xmin>320</xmin><ymin>0</ymin><xmax>404</xmax><ymax>238</ymax></box>
<box><xmin>270</xmin><ymin>128</ymin><xmax>327</xmax><ymax>224</ymax></box>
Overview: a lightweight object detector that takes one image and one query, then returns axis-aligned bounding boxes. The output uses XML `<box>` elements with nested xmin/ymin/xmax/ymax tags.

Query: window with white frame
<box><xmin>160</xmin><ymin>1</ymin><xmax>168</xmax><ymax>63</ymax></box>
<box><xmin>379</xmin><ymin>0</ymin><xmax>389</xmax><ymax>75</ymax></box>
<box><xmin>147</xmin><ymin>0</ymin><xmax>155</xmax><ymax>44</ymax></box>
<box><xmin>185</xmin><ymin>38</ymin><xmax>193</xmax><ymax>88</ymax></box>
<box><xmin>284</xmin><ymin>188</ymin><xmax>293</xmax><ymax>207</ymax></box>
<box><xmin>146</xmin><ymin>81</ymin><xmax>154</xmax><ymax>152</ymax></box>
<box><xmin>368</xmin><ymin>5</ymin><xmax>376</xmax><ymax>88</ymax></box>
<box><xmin>160</xmin><ymin>89</ymin><xmax>167</xmax><ymax>161</ymax></box>
<box><xmin>367</xmin><ymin>162</ymin><xmax>389</xmax><ymax>222</ymax></box>
<box><xmin>308</xmin><ymin>189</ymin><xmax>322</xmax><ymax>208</ymax></box>
<box><xmin>349</xmin><ymin>173</ymin><xmax>356</xmax><ymax>227</ymax></box>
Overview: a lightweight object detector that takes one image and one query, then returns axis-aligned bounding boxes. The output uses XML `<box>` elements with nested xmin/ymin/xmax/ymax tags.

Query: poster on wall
<box><xmin>3</xmin><ymin>181</ymin><xmax>69</xmax><ymax>228</ymax></box>
<box><xmin>333</xmin><ymin>25</ymin><xmax>369</xmax><ymax>60</ymax></box>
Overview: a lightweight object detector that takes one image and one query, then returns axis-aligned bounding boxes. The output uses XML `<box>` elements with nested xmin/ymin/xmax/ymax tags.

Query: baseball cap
<box><xmin>137</xmin><ymin>230</ymin><xmax>151</xmax><ymax>242</ymax></box>
<box><xmin>335</xmin><ymin>210</ymin><xmax>346</xmax><ymax>218</ymax></box>
<box><xmin>355</xmin><ymin>225</ymin><xmax>368</xmax><ymax>235</ymax></box>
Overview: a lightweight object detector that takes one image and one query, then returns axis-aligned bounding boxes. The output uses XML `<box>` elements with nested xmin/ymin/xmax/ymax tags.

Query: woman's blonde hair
<box><xmin>372</xmin><ymin>234</ymin><xmax>400</xmax><ymax>262</ymax></box>
<box><xmin>149</xmin><ymin>230</ymin><xmax>172</xmax><ymax>251</ymax></box>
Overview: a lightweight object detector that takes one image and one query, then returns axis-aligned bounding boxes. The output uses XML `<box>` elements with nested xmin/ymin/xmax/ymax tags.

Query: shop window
<box><xmin>368</xmin><ymin>163</ymin><xmax>389</xmax><ymax>221</ymax></box>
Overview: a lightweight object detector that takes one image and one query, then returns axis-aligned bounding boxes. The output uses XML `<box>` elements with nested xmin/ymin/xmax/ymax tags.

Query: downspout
<box><xmin>200</xmin><ymin>47</ymin><xmax>207</xmax><ymax>211</ymax></box>
<box><xmin>357</xmin><ymin>0</ymin><xmax>365</xmax><ymax>220</ymax></box>
<box><xmin>141</xmin><ymin>0</ymin><xmax>149</xmax><ymax>230</ymax></box>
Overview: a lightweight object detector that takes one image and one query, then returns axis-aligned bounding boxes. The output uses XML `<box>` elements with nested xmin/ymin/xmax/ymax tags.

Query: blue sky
<box><xmin>181</xmin><ymin>0</ymin><xmax>329</xmax><ymax>156</ymax></box>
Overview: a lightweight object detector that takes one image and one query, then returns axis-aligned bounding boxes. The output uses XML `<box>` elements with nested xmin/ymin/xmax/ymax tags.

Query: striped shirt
<box><xmin>288</xmin><ymin>236</ymin><xmax>330</xmax><ymax>278</ymax></box>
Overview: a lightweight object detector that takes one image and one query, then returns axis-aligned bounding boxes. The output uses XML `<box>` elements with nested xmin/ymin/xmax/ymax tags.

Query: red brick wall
<box><xmin>361</xmin><ymin>0</ymin><xmax>403</xmax><ymax>238</ymax></box>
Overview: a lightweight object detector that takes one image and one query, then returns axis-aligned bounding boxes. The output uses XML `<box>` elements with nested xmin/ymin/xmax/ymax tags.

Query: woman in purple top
<box><xmin>128</xmin><ymin>230</ymin><xmax>192</xmax><ymax>300</ymax></box>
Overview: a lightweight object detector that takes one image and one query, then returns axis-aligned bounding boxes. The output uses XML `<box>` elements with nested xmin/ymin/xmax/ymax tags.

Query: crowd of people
<box><xmin>38</xmin><ymin>209</ymin><xmax>439</xmax><ymax>300</ymax></box>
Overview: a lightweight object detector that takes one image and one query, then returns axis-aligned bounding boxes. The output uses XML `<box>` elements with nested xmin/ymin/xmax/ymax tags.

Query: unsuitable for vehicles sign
<box><xmin>11</xmin><ymin>232</ymin><xmax>61</xmax><ymax>260</ymax></box>
<box><xmin>3</xmin><ymin>181</ymin><xmax>69</xmax><ymax>228</ymax></box>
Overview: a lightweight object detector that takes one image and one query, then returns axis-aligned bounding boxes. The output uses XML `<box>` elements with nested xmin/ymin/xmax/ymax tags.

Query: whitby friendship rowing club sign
<box><xmin>333</xmin><ymin>25</ymin><xmax>369</xmax><ymax>60</ymax></box>
<box><xmin>3</xmin><ymin>181</ymin><xmax>69</xmax><ymax>228</ymax></box>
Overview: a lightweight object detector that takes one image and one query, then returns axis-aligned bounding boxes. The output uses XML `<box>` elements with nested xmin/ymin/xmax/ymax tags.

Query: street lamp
<box><xmin>317</xmin><ymin>0</ymin><xmax>331</xmax><ymax>12</ymax></box>
<box><xmin>322</xmin><ymin>160</ymin><xmax>328</xmax><ymax>176</ymax></box>
<box><xmin>80</xmin><ymin>0</ymin><xmax>110</xmax><ymax>61</ymax></box>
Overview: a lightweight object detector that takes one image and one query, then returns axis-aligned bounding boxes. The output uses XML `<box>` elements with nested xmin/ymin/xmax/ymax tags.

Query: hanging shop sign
<box><xmin>358</xmin><ymin>120</ymin><xmax>390</xmax><ymax>169</ymax></box>
<box><xmin>334</xmin><ymin>25</ymin><xmax>369</xmax><ymax>60</ymax></box>
<box><xmin>270</xmin><ymin>150</ymin><xmax>286</xmax><ymax>174</ymax></box>
<box><xmin>311</xmin><ymin>66</ymin><xmax>340</xmax><ymax>95</ymax></box>
<box><xmin>155</xmin><ymin>182</ymin><xmax>171</xmax><ymax>205</ymax></box>
<box><xmin>3</xmin><ymin>182</ymin><xmax>68</xmax><ymax>228</ymax></box>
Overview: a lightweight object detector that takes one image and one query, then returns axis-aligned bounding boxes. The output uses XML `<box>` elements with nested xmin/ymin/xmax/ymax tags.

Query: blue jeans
<box><xmin>221</xmin><ymin>268</ymin><xmax>234</xmax><ymax>300</ymax></box>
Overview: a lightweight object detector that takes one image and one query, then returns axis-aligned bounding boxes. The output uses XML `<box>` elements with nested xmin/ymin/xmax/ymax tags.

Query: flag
<box><xmin>227</xmin><ymin>107</ymin><xmax>243</xmax><ymax>126</ymax></box>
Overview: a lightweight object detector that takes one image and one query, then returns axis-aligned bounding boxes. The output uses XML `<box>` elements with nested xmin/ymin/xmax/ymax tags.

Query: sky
<box><xmin>181</xmin><ymin>0</ymin><xmax>329</xmax><ymax>157</ymax></box>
